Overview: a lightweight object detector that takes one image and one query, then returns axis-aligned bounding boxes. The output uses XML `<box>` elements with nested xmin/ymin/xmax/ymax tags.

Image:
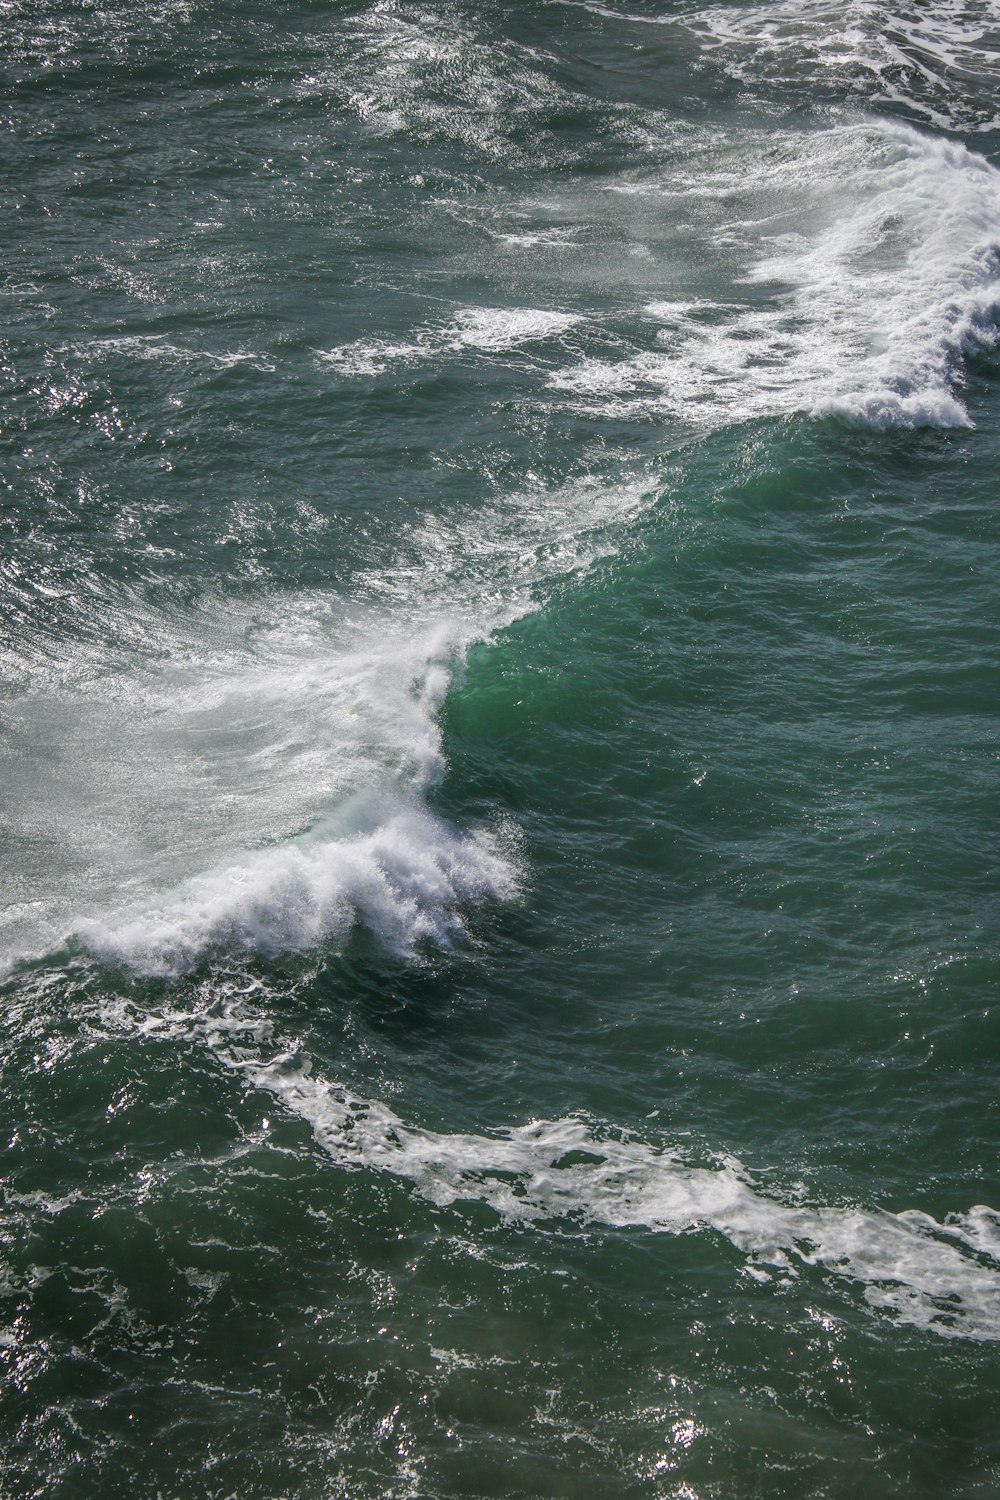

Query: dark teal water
<box><xmin>3</xmin><ymin>2</ymin><xmax>1000</xmax><ymax>1495</ymax></box>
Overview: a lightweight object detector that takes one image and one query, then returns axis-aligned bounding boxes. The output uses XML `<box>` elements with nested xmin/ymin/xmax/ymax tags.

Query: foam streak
<box><xmin>180</xmin><ymin>1006</ymin><xmax>1000</xmax><ymax>1345</ymax></box>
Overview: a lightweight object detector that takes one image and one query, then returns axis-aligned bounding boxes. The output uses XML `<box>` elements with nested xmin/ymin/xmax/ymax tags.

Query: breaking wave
<box><xmin>552</xmin><ymin>123</ymin><xmax>1000</xmax><ymax>430</ymax></box>
<box><xmin>77</xmin><ymin>805</ymin><xmax>519</xmax><ymax>977</ymax></box>
<box><xmin>318</xmin><ymin>123</ymin><xmax>1000</xmax><ymax>432</ymax></box>
<box><xmin>1</xmin><ymin>473</ymin><xmax>653</xmax><ymax>977</ymax></box>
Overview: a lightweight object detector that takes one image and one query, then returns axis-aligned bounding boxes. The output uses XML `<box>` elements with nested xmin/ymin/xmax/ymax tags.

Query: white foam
<box><xmin>553</xmin><ymin>0</ymin><xmax>1000</xmax><ymax>136</ymax></box>
<box><xmin>446</xmin><ymin>306</ymin><xmax>582</xmax><ymax>351</ymax></box>
<box><xmin>145</xmin><ymin>999</ymin><xmax>1000</xmax><ymax>1344</ymax></box>
<box><xmin>551</xmin><ymin>122</ymin><xmax>1000</xmax><ymax>430</ymax></box>
<box><xmin>755</xmin><ymin>126</ymin><xmax>1000</xmax><ymax>429</ymax></box>
<box><xmin>77</xmin><ymin>806</ymin><xmax>518</xmax><ymax>976</ymax></box>
<box><xmin>490</xmin><ymin>227</ymin><xmax>583</xmax><ymax>250</ymax></box>
<box><xmin>319</xmin><ymin>305</ymin><xmax>582</xmax><ymax>375</ymax></box>
<box><xmin>324</xmin><ymin>125</ymin><xmax>1000</xmax><ymax>429</ymax></box>
<box><xmin>0</xmin><ymin>603</ymin><xmax>489</xmax><ymax>975</ymax></box>
<box><xmin>317</xmin><ymin>338</ymin><xmax>426</xmax><ymax>377</ymax></box>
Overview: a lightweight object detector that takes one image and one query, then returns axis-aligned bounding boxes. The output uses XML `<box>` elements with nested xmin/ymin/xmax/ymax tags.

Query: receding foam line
<box><xmin>148</xmin><ymin>998</ymin><xmax>1000</xmax><ymax>1344</ymax></box>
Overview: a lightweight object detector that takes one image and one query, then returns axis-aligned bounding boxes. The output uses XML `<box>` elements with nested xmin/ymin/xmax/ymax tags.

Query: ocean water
<box><xmin>3</xmin><ymin>1</ymin><xmax>1000</xmax><ymax>1494</ymax></box>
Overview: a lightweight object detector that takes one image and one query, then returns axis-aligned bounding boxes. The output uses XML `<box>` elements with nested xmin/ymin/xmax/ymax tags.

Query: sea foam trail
<box><xmin>130</xmin><ymin>995</ymin><xmax>1000</xmax><ymax>1345</ymax></box>
<box><xmin>245</xmin><ymin>1067</ymin><xmax>1000</xmax><ymax>1342</ymax></box>
<box><xmin>556</xmin><ymin>0</ymin><xmax>1000</xmax><ymax>135</ymax></box>
<box><xmin>552</xmin><ymin>122</ymin><xmax>1000</xmax><ymax>431</ymax></box>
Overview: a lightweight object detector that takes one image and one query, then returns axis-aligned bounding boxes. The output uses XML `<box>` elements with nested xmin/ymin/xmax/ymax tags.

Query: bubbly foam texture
<box><xmin>551</xmin><ymin>123</ymin><xmax>1000</xmax><ymax>430</ymax></box>
<box><xmin>142</xmin><ymin>995</ymin><xmax>1000</xmax><ymax>1343</ymax></box>
<box><xmin>759</xmin><ymin>127</ymin><xmax>1000</xmax><ymax>428</ymax></box>
<box><xmin>447</xmin><ymin>306</ymin><xmax>582</xmax><ymax>350</ymax></box>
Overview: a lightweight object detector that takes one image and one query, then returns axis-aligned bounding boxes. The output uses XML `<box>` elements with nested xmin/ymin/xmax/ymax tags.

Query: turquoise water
<box><xmin>3</xmin><ymin>2</ymin><xmax>1000</xmax><ymax>1495</ymax></box>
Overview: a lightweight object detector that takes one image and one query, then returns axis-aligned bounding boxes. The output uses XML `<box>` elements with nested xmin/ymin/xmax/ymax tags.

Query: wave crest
<box><xmin>75</xmin><ymin>806</ymin><xmax>519</xmax><ymax>977</ymax></box>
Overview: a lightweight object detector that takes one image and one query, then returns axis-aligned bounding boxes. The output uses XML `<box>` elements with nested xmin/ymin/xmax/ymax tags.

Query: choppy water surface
<box><xmin>2</xmin><ymin>2</ymin><xmax>1000</xmax><ymax>1495</ymax></box>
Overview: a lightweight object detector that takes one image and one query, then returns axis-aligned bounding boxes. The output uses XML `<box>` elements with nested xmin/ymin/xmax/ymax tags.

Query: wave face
<box><xmin>3</xmin><ymin>0</ymin><xmax>1000</xmax><ymax>1496</ymax></box>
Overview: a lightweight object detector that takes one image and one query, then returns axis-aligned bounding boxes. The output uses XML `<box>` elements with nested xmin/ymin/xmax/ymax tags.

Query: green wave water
<box><xmin>3</xmin><ymin>1</ymin><xmax>1000</xmax><ymax>1495</ymax></box>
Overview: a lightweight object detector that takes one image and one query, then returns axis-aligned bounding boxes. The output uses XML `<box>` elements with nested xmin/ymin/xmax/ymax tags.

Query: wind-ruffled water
<box><xmin>3</xmin><ymin>2</ymin><xmax>1000</xmax><ymax>1495</ymax></box>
